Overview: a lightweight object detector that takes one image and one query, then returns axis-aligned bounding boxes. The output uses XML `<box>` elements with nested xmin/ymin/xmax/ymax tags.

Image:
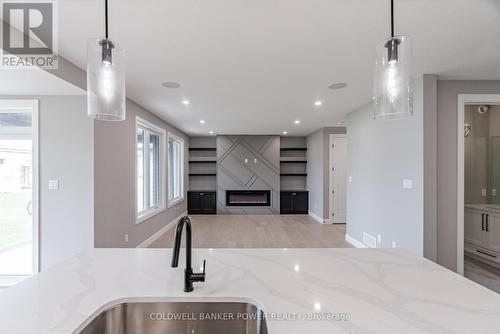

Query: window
<box><xmin>168</xmin><ymin>133</ymin><xmax>184</xmax><ymax>206</ymax></box>
<box><xmin>20</xmin><ymin>166</ymin><xmax>31</xmax><ymax>189</ymax></box>
<box><xmin>136</xmin><ymin>117</ymin><xmax>166</xmax><ymax>223</ymax></box>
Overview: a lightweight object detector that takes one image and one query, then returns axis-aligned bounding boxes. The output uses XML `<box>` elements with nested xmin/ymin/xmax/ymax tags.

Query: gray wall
<box><xmin>423</xmin><ymin>74</ymin><xmax>438</xmax><ymax>261</ymax></box>
<box><xmin>94</xmin><ymin>100</ymin><xmax>189</xmax><ymax>247</ymax></box>
<box><xmin>2</xmin><ymin>95</ymin><xmax>93</xmax><ymax>271</ymax></box>
<box><xmin>306</xmin><ymin>127</ymin><xmax>347</xmax><ymax>220</ymax></box>
<box><xmin>464</xmin><ymin>105</ymin><xmax>490</xmax><ymax>205</ymax></box>
<box><xmin>39</xmin><ymin>95</ymin><xmax>94</xmax><ymax>270</ymax></box>
<box><xmin>436</xmin><ymin>80</ymin><xmax>500</xmax><ymax>271</ymax></box>
<box><xmin>217</xmin><ymin>135</ymin><xmax>280</xmax><ymax>214</ymax></box>
<box><xmin>35</xmin><ymin>47</ymin><xmax>190</xmax><ymax>250</ymax></box>
<box><xmin>462</xmin><ymin>104</ymin><xmax>500</xmax><ymax>205</ymax></box>
<box><xmin>306</xmin><ymin>130</ymin><xmax>323</xmax><ymax>218</ymax></box>
<box><xmin>346</xmin><ymin>76</ymin><xmax>424</xmax><ymax>255</ymax></box>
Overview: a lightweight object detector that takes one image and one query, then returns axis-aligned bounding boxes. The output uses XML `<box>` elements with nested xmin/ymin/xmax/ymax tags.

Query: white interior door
<box><xmin>330</xmin><ymin>134</ymin><xmax>347</xmax><ymax>224</ymax></box>
<box><xmin>0</xmin><ymin>100</ymin><xmax>38</xmax><ymax>286</ymax></box>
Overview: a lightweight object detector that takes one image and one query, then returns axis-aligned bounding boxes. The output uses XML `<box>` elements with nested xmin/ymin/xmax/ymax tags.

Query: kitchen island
<box><xmin>0</xmin><ymin>248</ymin><xmax>499</xmax><ymax>333</ymax></box>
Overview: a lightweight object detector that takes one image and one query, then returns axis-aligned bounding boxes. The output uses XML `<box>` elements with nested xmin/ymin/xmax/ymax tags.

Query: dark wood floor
<box><xmin>464</xmin><ymin>256</ymin><xmax>500</xmax><ymax>294</ymax></box>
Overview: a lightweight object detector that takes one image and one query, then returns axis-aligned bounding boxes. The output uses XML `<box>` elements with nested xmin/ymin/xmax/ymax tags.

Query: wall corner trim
<box><xmin>345</xmin><ymin>234</ymin><xmax>368</xmax><ymax>248</ymax></box>
<box><xmin>136</xmin><ymin>211</ymin><xmax>187</xmax><ymax>248</ymax></box>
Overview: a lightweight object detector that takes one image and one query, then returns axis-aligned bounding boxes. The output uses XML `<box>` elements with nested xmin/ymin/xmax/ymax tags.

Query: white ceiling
<box><xmin>56</xmin><ymin>0</ymin><xmax>500</xmax><ymax>136</ymax></box>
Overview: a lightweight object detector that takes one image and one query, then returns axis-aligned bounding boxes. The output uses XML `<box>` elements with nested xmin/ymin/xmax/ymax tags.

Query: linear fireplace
<box><xmin>226</xmin><ymin>190</ymin><xmax>271</xmax><ymax>207</ymax></box>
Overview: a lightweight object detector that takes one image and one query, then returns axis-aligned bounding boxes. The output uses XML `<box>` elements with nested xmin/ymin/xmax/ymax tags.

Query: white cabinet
<box><xmin>464</xmin><ymin>207</ymin><xmax>500</xmax><ymax>265</ymax></box>
<box><xmin>464</xmin><ymin>209</ymin><xmax>483</xmax><ymax>246</ymax></box>
<box><xmin>485</xmin><ymin>213</ymin><xmax>500</xmax><ymax>254</ymax></box>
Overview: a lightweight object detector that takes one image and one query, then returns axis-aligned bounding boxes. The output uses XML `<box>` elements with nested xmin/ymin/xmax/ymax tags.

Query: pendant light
<box><xmin>87</xmin><ymin>0</ymin><xmax>126</xmax><ymax>121</ymax></box>
<box><xmin>373</xmin><ymin>0</ymin><xmax>413</xmax><ymax>120</ymax></box>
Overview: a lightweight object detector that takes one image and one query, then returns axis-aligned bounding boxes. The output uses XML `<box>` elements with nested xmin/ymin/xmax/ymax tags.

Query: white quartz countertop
<box><xmin>465</xmin><ymin>204</ymin><xmax>500</xmax><ymax>214</ymax></box>
<box><xmin>1</xmin><ymin>248</ymin><xmax>500</xmax><ymax>334</ymax></box>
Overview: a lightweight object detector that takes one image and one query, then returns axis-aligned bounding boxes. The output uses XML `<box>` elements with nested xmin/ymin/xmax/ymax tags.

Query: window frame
<box><xmin>135</xmin><ymin>116</ymin><xmax>166</xmax><ymax>224</ymax></box>
<box><xmin>167</xmin><ymin>131</ymin><xmax>185</xmax><ymax>207</ymax></box>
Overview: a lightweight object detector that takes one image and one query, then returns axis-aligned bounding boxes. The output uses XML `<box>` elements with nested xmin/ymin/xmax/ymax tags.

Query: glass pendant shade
<box><xmin>373</xmin><ymin>35</ymin><xmax>413</xmax><ymax>120</ymax></box>
<box><xmin>87</xmin><ymin>38</ymin><xmax>126</xmax><ymax>121</ymax></box>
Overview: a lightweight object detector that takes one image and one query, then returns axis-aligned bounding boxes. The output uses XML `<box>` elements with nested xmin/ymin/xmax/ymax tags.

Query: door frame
<box><xmin>0</xmin><ymin>99</ymin><xmax>39</xmax><ymax>284</ymax></box>
<box><xmin>457</xmin><ymin>94</ymin><xmax>500</xmax><ymax>275</ymax></box>
<box><xmin>329</xmin><ymin>134</ymin><xmax>347</xmax><ymax>223</ymax></box>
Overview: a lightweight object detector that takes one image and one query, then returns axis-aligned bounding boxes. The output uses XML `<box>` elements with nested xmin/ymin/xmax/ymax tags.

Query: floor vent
<box><xmin>363</xmin><ymin>232</ymin><xmax>377</xmax><ymax>248</ymax></box>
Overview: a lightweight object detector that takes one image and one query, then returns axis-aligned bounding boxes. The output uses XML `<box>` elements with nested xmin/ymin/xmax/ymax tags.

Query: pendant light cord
<box><xmin>390</xmin><ymin>0</ymin><xmax>395</xmax><ymax>38</ymax></box>
<box><xmin>104</xmin><ymin>0</ymin><xmax>109</xmax><ymax>39</ymax></box>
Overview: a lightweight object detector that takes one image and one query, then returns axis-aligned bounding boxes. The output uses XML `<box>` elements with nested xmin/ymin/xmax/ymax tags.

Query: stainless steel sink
<box><xmin>77</xmin><ymin>300</ymin><xmax>268</xmax><ymax>334</ymax></box>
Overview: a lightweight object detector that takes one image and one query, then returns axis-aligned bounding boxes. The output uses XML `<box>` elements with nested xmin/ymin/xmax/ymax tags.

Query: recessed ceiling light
<box><xmin>294</xmin><ymin>120</ymin><xmax>300</xmax><ymax>125</ymax></box>
<box><xmin>282</xmin><ymin>131</ymin><xmax>287</xmax><ymax>135</ymax></box>
<box><xmin>182</xmin><ymin>99</ymin><xmax>190</xmax><ymax>105</ymax></box>
<box><xmin>161</xmin><ymin>81</ymin><xmax>181</xmax><ymax>89</ymax></box>
<box><xmin>209</xmin><ymin>131</ymin><xmax>214</xmax><ymax>134</ymax></box>
<box><xmin>200</xmin><ymin>120</ymin><xmax>205</xmax><ymax>124</ymax></box>
<box><xmin>314</xmin><ymin>100</ymin><xmax>322</xmax><ymax>106</ymax></box>
<box><xmin>328</xmin><ymin>82</ymin><xmax>348</xmax><ymax>90</ymax></box>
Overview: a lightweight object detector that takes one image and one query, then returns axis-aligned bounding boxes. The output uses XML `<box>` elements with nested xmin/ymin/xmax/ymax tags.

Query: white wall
<box><xmin>39</xmin><ymin>95</ymin><xmax>94</xmax><ymax>270</ymax></box>
<box><xmin>346</xmin><ymin>77</ymin><xmax>424</xmax><ymax>255</ymax></box>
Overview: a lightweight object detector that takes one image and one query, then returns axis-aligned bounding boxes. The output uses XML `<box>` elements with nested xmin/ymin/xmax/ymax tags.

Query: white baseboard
<box><xmin>308</xmin><ymin>211</ymin><xmax>334</xmax><ymax>224</ymax></box>
<box><xmin>308</xmin><ymin>211</ymin><xmax>324</xmax><ymax>224</ymax></box>
<box><xmin>137</xmin><ymin>211</ymin><xmax>187</xmax><ymax>248</ymax></box>
<box><xmin>345</xmin><ymin>234</ymin><xmax>367</xmax><ymax>248</ymax></box>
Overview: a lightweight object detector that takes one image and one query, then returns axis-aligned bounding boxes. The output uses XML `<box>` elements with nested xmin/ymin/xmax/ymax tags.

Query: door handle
<box><xmin>27</xmin><ymin>201</ymin><xmax>32</xmax><ymax>216</ymax></box>
<box><xmin>482</xmin><ymin>213</ymin><xmax>485</xmax><ymax>231</ymax></box>
<box><xmin>486</xmin><ymin>214</ymin><xmax>489</xmax><ymax>232</ymax></box>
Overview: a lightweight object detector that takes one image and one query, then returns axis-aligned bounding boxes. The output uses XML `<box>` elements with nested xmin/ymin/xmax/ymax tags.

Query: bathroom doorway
<box><xmin>458</xmin><ymin>95</ymin><xmax>500</xmax><ymax>293</ymax></box>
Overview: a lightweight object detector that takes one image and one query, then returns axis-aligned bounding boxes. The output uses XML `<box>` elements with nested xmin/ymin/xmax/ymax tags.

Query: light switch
<box><xmin>244</xmin><ymin>158</ymin><xmax>248</xmax><ymax>163</ymax></box>
<box><xmin>403</xmin><ymin>179</ymin><xmax>413</xmax><ymax>189</ymax></box>
<box><xmin>482</xmin><ymin>189</ymin><xmax>487</xmax><ymax>197</ymax></box>
<box><xmin>48</xmin><ymin>180</ymin><xmax>59</xmax><ymax>190</ymax></box>
<box><xmin>348</xmin><ymin>176</ymin><xmax>353</xmax><ymax>183</ymax></box>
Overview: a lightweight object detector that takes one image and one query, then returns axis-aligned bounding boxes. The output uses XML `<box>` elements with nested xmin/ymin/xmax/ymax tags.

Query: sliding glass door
<box><xmin>0</xmin><ymin>100</ymin><xmax>38</xmax><ymax>286</ymax></box>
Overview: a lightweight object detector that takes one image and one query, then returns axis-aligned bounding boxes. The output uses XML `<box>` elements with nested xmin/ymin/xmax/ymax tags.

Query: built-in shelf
<box><xmin>188</xmin><ymin>190</ymin><xmax>216</xmax><ymax>192</ymax></box>
<box><xmin>189</xmin><ymin>160</ymin><xmax>217</xmax><ymax>163</ymax></box>
<box><xmin>189</xmin><ymin>173</ymin><xmax>217</xmax><ymax>176</ymax></box>
<box><xmin>189</xmin><ymin>147</ymin><xmax>216</xmax><ymax>151</ymax></box>
<box><xmin>279</xmin><ymin>137</ymin><xmax>307</xmax><ymax>205</ymax></box>
<box><xmin>280</xmin><ymin>148</ymin><xmax>307</xmax><ymax>151</ymax></box>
